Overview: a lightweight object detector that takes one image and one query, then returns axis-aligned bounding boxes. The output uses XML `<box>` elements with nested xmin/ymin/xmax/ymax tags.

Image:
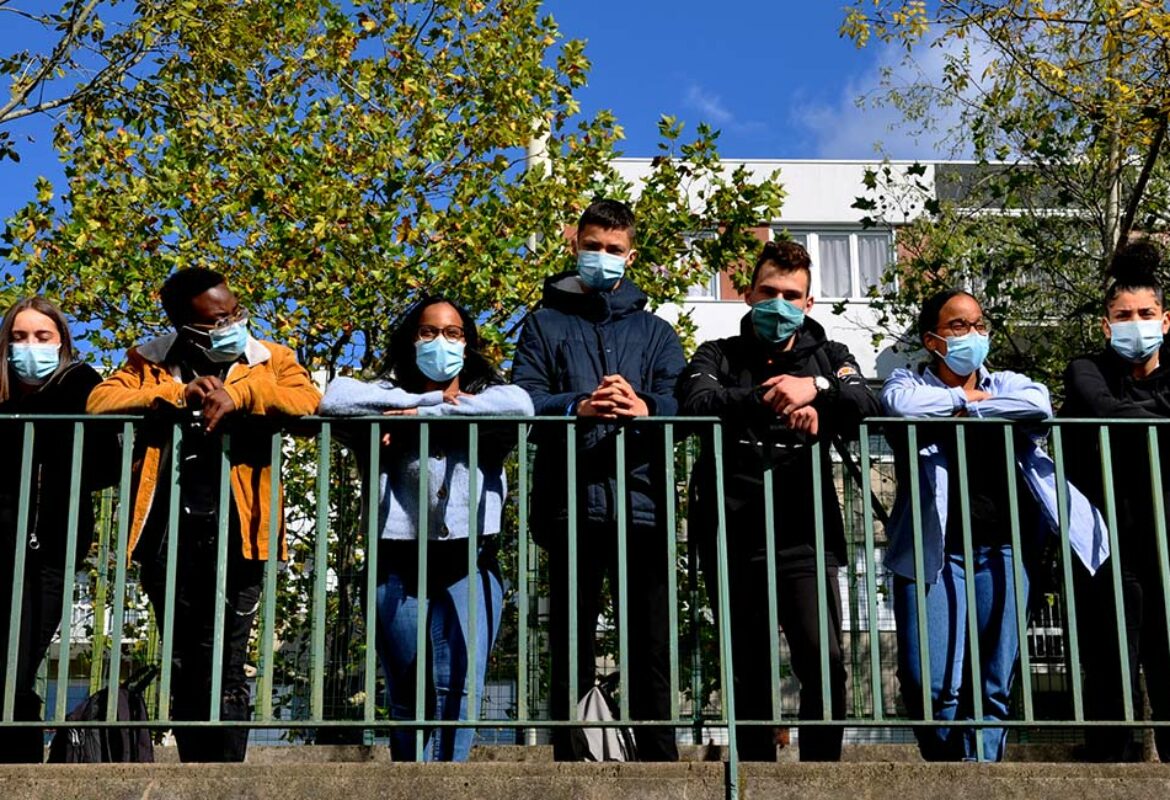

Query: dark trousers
<box><xmin>139</xmin><ymin>516</ymin><xmax>263</xmax><ymax>763</ymax></box>
<box><xmin>546</xmin><ymin>521</ymin><xmax>679</xmax><ymax>761</ymax></box>
<box><xmin>1075</xmin><ymin>558</ymin><xmax>1170</xmax><ymax>761</ymax></box>
<box><xmin>706</xmin><ymin>548</ymin><xmax>846</xmax><ymax>762</ymax></box>
<box><xmin>0</xmin><ymin>549</ymin><xmax>66</xmax><ymax>763</ymax></box>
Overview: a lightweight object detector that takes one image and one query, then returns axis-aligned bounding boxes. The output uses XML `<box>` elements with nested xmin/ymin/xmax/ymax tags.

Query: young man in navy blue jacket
<box><xmin>512</xmin><ymin>199</ymin><xmax>685</xmax><ymax>761</ymax></box>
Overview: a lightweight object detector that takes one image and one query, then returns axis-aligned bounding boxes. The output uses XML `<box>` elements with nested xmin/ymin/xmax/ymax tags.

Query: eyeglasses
<box><xmin>188</xmin><ymin>308</ymin><xmax>248</xmax><ymax>333</ymax></box>
<box><xmin>417</xmin><ymin>324</ymin><xmax>465</xmax><ymax>343</ymax></box>
<box><xmin>938</xmin><ymin>318</ymin><xmax>990</xmax><ymax>336</ymax></box>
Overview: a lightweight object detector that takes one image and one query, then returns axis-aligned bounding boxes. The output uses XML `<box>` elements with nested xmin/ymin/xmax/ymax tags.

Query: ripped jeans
<box><xmin>139</xmin><ymin>512</ymin><xmax>263</xmax><ymax>763</ymax></box>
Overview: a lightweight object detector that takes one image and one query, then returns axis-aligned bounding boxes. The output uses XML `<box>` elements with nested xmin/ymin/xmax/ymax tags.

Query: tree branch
<box><xmin>0</xmin><ymin>0</ymin><xmax>104</xmax><ymax>124</ymax></box>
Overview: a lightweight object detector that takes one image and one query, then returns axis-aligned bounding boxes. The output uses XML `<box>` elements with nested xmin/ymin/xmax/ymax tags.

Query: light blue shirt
<box><xmin>319</xmin><ymin>377</ymin><xmax>534</xmax><ymax>540</ymax></box>
<box><xmin>881</xmin><ymin>365</ymin><xmax>1109</xmax><ymax>583</ymax></box>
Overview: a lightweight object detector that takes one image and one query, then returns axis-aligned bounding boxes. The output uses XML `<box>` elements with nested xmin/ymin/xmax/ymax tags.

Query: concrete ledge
<box><xmin>1</xmin><ymin>761</ymin><xmax>1169</xmax><ymax>800</ymax></box>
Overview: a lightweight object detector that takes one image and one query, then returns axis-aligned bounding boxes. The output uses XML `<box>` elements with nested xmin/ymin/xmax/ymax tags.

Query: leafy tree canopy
<box><xmin>3</xmin><ymin>0</ymin><xmax>783</xmax><ymax>372</ymax></box>
<box><xmin>841</xmin><ymin>1</ymin><xmax>1170</xmax><ymax>384</ymax></box>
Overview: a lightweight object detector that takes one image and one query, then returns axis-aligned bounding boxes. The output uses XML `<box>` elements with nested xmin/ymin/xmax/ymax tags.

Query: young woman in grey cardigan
<box><xmin>319</xmin><ymin>297</ymin><xmax>533</xmax><ymax>761</ymax></box>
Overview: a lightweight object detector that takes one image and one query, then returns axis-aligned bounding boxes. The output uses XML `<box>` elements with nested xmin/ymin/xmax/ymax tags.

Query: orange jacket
<box><xmin>86</xmin><ymin>334</ymin><xmax>322</xmax><ymax>560</ymax></box>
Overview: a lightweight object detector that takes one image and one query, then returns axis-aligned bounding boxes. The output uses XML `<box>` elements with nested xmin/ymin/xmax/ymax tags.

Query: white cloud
<box><xmin>795</xmin><ymin>37</ymin><xmax>995</xmax><ymax>161</ymax></box>
<box><xmin>684</xmin><ymin>83</ymin><xmax>764</xmax><ymax>134</ymax></box>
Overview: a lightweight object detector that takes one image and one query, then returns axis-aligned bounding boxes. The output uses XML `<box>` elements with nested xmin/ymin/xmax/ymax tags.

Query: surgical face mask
<box><xmin>1109</xmin><ymin>319</ymin><xmax>1164</xmax><ymax>363</ymax></box>
<box><xmin>751</xmin><ymin>297</ymin><xmax>805</xmax><ymax>345</ymax></box>
<box><xmin>930</xmin><ymin>331</ymin><xmax>990</xmax><ymax>376</ymax></box>
<box><xmin>8</xmin><ymin>343</ymin><xmax>60</xmax><ymax>382</ymax></box>
<box><xmin>415</xmin><ymin>338</ymin><xmax>465</xmax><ymax>382</ymax></box>
<box><xmin>198</xmin><ymin>321</ymin><xmax>249</xmax><ymax>363</ymax></box>
<box><xmin>577</xmin><ymin>250</ymin><xmax>628</xmax><ymax>290</ymax></box>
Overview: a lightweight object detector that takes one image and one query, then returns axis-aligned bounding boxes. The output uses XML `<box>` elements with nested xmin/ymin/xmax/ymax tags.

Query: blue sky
<box><xmin>0</xmin><ymin>2</ymin><xmax>940</xmax><ymax>227</ymax></box>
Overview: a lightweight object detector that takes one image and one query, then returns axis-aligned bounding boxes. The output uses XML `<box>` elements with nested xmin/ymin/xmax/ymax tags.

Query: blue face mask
<box><xmin>577</xmin><ymin>250</ymin><xmax>628</xmax><ymax>290</ymax></box>
<box><xmin>751</xmin><ymin>298</ymin><xmax>805</xmax><ymax>345</ymax></box>
<box><xmin>1109</xmin><ymin>319</ymin><xmax>1164</xmax><ymax>363</ymax></box>
<box><xmin>8</xmin><ymin>343</ymin><xmax>60</xmax><ymax>382</ymax></box>
<box><xmin>415</xmin><ymin>338</ymin><xmax>465</xmax><ymax>382</ymax></box>
<box><xmin>931</xmin><ymin>331</ymin><xmax>990</xmax><ymax>376</ymax></box>
<box><xmin>202</xmin><ymin>321</ymin><xmax>249</xmax><ymax>363</ymax></box>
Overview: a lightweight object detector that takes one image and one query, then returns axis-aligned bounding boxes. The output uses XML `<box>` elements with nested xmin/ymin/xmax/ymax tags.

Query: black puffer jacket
<box><xmin>0</xmin><ymin>362</ymin><xmax>118</xmax><ymax>565</ymax></box>
<box><xmin>512</xmin><ymin>272</ymin><xmax>686</xmax><ymax>538</ymax></box>
<box><xmin>678</xmin><ymin>314</ymin><xmax>880</xmax><ymax>567</ymax></box>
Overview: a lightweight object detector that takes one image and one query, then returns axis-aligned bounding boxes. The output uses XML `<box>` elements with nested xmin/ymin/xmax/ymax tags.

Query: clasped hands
<box><xmin>760</xmin><ymin>374</ymin><xmax>819</xmax><ymax>436</ymax></box>
<box><xmin>183</xmin><ymin>376</ymin><xmax>237</xmax><ymax>433</ymax></box>
<box><xmin>577</xmin><ymin>374</ymin><xmax>649</xmax><ymax>419</ymax></box>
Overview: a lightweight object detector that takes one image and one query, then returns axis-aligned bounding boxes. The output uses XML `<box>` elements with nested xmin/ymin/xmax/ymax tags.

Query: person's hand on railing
<box><xmin>584</xmin><ymin>375</ymin><xmax>649</xmax><ymax>418</ymax></box>
<box><xmin>760</xmin><ymin>374</ymin><xmax>817</xmax><ymax>416</ymax></box>
<box><xmin>964</xmin><ymin>388</ymin><xmax>993</xmax><ymax>403</ymax></box>
<box><xmin>183</xmin><ymin>375</ymin><xmax>223</xmax><ymax>408</ymax></box>
<box><xmin>201</xmin><ymin>387</ymin><xmax>238</xmax><ymax>433</ymax></box>
<box><xmin>784</xmin><ymin>405</ymin><xmax>819</xmax><ymax>436</ymax></box>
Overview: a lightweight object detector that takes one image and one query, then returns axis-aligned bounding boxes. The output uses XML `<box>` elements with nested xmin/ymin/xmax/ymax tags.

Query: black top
<box><xmin>941</xmin><ymin>427</ymin><xmax>1015</xmax><ymax>552</ymax></box>
<box><xmin>0</xmin><ymin>362</ymin><xmax>118</xmax><ymax>564</ymax></box>
<box><xmin>1061</xmin><ymin>345</ymin><xmax>1170</xmax><ymax>566</ymax></box>
<box><xmin>677</xmin><ymin>313</ymin><xmax>881</xmax><ymax>568</ymax></box>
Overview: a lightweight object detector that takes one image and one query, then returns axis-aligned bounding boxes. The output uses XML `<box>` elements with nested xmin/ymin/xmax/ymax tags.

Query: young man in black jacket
<box><xmin>512</xmin><ymin>199</ymin><xmax>685</xmax><ymax>761</ymax></box>
<box><xmin>678</xmin><ymin>240</ymin><xmax>880</xmax><ymax>761</ymax></box>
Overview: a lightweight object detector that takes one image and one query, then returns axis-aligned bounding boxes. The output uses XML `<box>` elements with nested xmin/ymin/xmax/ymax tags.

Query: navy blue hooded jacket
<box><xmin>511</xmin><ymin>271</ymin><xmax>686</xmax><ymax>539</ymax></box>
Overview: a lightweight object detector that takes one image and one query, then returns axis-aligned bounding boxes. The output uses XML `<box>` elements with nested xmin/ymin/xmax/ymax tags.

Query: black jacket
<box><xmin>1061</xmin><ymin>345</ymin><xmax>1170</xmax><ymax>566</ymax></box>
<box><xmin>511</xmin><ymin>272</ymin><xmax>686</xmax><ymax>537</ymax></box>
<box><xmin>677</xmin><ymin>314</ymin><xmax>880</xmax><ymax>566</ymax></box>
<box><xmin>0</xmin><ymin>362</ymin><xmax>118</xmax><ymax>565</ymax></box>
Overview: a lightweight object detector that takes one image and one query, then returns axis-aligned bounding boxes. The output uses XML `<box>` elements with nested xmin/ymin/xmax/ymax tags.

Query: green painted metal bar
<box><xmin>1050</xmin><ymin>427</ymin><xmax>1084</xmax><ymax>721</ymax></box>
<box><xmin>3</xmin><ymin>422</ymin><xmax>34</xmax><ymax>721</ymax></box>
<box><xmin>615</xmin><ymin>426</ymin><xmax>631</xmax><ymax>721</ymax></box>
<box><xmin>1097</xmin><ymin>427</ymin><xmax>1133</xmax><ymax>722</ymax></box>
<box><xmin>414</xmin><ymin>421</ymin><xmax>430</xmax><ymax>759</ymax></box>
<box><xmin>687</xmin><ymin>432</ymin><xmax>703</xmax><ymax>744</ymax></box>
<box><xmin>208</xmin><ymin>435</ymin><xmax>233</xmax><ymax>722</ymax></box>
<box><xmin>566</xmin><ymin>422</ymin><xmax>579</xmax><ymax>721</ymax></box>
<box><xmin>466</xmin><ymin>422</ymin><xmax>480</xmax><ymax>723</ymax></box>
<box><xmin>953</xmin><ymin>426</ymin><xmax>985</xmax><ymax>762</ymax></box>
<box><xmin>88</xmin><ymin>489</ymin><xmax>113</xmax><ymax>696</ymax></box>
<box><xmin>104</xmin><ymin>422</ymin><xmax>135</xmax><ymax>722</ymax></box>
<box><xmin>1147</xmin><ymin>427</ymin><xmax>1170</xmax><ymax>694</ymax></box>
<box><xmin>156</xmin><ymin>424</ymin><xmax>182</xmax><ymax>721</ymax></box>
<box><xmin>906</xmin><ymin>423</ymin><xmax>933</xmax><ymax>727</ymax></box>
<box><xmin>858</xmin><ymin>425</ymin><xmax>884</xmax><ymax>720</ymax></box>
<box><xmin>710</xmin><ymin>424</ymin><xmax>737</xmax><ymax>799</ymax></box>
<box><xmin>762</xmin><ymin>467</ymin><xmax>782</xmax><ymax>722</ymax></box>
<box><xmin>810</xmin><ymin>440</ymin><xmax>832</xmax><ymax>720</ymax></box>
<box><xmin>1002</xmin><ymin>425</ymin><xmax>1032</xmax><ymax>722</ymax></box>
<box><xmin>257</xmin><ymin>432</ymin><xmax>282</xmax><ymax>721</ymax></box>
<box><xmin>52</xmin><ymin>422</ymin><xmax>85</xmax><ymax>720</ymax></box>
<box><xmin>517</xmin><ymin>423</ymin><xmax>530</xmax><ymax>731</ymax></box>
<box><xmin>663</xmin><ymin>423</ymin><xmax>680</xmax><ymax>723</ymax></box>
<box><xmin>364</xmin><ymin>424</ymin><xmax>381</xmax><ymax>724</ymax></box>
<box><xmin>311</xmin><ymin>423</ymin><xmax>332</xmax><ymax>722</ymax></box>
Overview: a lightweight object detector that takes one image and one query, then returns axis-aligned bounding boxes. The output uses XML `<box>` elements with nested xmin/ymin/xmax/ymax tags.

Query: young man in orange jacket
<box><xmin>88</xmin><ymin>268</ymin><xmax>320</xmax><ymax>762</ymax></box>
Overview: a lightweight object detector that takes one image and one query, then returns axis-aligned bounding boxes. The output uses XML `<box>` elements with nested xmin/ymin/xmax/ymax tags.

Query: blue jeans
<box><xmin>893</xmin><ymin>545</ymin><xmax>1030</xmax><ymax>761</ymax></box>
<box><xmin>374</xmin><ymin>541</ymin><xmax>503</xmax><ymax>762</ymax></box>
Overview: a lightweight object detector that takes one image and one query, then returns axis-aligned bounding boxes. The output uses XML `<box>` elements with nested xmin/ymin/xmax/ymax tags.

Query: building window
<box><xmin>782</xmin><ymin>229</ymin><xmax>895</xmax><ymax>301</ymax></box>
<box><xmin>683</xmin><ymin>231</ymin><xmax>720</xmax><ymax>300</ymax></box>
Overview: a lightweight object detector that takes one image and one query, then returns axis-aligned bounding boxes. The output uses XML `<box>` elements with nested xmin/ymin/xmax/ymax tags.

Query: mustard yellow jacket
<box><xmin>87</xmin><ymin>334</ymin><xmax>321</xmax><ymax>560</ymax></box>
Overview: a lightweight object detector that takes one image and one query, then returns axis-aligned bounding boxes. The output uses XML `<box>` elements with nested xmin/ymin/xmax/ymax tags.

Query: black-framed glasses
<box><xmin>939</xmin><ymin>318</ymin><xmax>990</xmax><ymax>336</ymax></box>
<box><xmin>417</xmin><ymin>324</ymin><xmax>465</xmax><ymax>343</ymax></box>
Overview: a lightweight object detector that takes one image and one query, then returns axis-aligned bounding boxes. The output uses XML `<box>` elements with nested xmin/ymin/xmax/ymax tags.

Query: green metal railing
<box><xmin>0</xmin><ymin>414</ymin><xmax>1168</xmax><ymax>794</ymax></box>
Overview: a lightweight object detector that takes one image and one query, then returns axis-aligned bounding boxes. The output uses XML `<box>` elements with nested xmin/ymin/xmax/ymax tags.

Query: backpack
<box><xmin>569</xmin><ymin>673</ymin><xmax>637</xmax><ymax>762</ymax></box>
<box><xmin>47</xmin><ymin>665</ymin><xmax>159</xmax><ymax>763</ymax></box>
